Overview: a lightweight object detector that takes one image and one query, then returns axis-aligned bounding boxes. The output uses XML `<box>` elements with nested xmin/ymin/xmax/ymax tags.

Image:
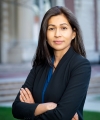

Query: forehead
<box><xmin>48</xmin><ymin>14</ymin><xmax>69</xmax><ymax>25</ymax></box>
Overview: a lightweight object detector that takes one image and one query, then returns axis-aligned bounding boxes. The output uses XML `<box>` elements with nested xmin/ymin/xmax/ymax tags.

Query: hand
<box><xmin>45</xmin><ymin>102</ymin><xmax>57</xmax><ymax>110</ymax></box>
<box><xmin>34</xmin><ymin>102</ymin><xmax>57</xmax><ymax>116</ymax></box>
<box><xmin>72</xmin><ymin>113</ymin><xmax>78</xmax><ymax>120</ymax></box>
<box><xmin>20</xmin><ymin>88</ymin><xmax>35</xmax><ymax>103</ymax></box>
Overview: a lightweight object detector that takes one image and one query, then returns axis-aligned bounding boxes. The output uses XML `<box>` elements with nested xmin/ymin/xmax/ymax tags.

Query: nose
<box><xmin>54</xmin><ymin>28</ymin><xmax>61</xmax><ymax>37</ymax></box>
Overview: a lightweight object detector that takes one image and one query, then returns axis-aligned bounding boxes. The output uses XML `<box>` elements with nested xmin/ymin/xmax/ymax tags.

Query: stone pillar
<box><xmin>94</xmin><ymin>0</ymin><xmax>98</xmax><ymax>51</ymax></box>
<box><xmin>1</xmin><ymin>2</ymin><xmax>10</xmax><ymax>63</ymax></box>
<box><xmin>8</xmin><ymin>0</ymin><xmax>36</xmax><ymax>63</ymax></box>
<box><xmin>74</xmin><ymin>0</ymin><xmax>99</xmax><ymax>62</ymax></box>
<box><xmin>97</xmin><ymin>0</ymin><xmax>100</xmax><ymax>63</ymax></box>
<box><xmin>0</xmin><ymin>0</ymin><xmax>2</xmax><ymax>63</ymax></box>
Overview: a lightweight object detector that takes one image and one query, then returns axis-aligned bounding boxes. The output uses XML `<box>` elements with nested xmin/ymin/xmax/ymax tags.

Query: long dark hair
<box><xmin>33</xmin><ymin>6</ymin><xmax>86</xmax><ymax>67</ymax></box>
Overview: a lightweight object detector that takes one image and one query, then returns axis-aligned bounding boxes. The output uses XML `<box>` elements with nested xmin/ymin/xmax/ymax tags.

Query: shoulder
<box><xmin>71</xmin><ymin>49</ymin><xmax>91</xmax><ymax>65</ymax></box>
<box><xmin>70</xmin><ymin>49</ymin><xmax>91</xmax><ymax>72</ymax></box>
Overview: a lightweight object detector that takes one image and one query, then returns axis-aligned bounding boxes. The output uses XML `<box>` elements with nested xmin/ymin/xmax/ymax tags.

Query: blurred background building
<box><xmin>0</xmin><ymin>0</ymin><xmax>100</xmax><ymax>112</ymax></box>
<box><xmin>0</xmin><ymin>0</ymin><xmax>100</xmax><ymax>64</ymax></box>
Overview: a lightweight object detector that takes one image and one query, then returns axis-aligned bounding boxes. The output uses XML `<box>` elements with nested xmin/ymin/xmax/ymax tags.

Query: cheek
<box><xmin>62</xmin><ymin>31</ymin><xmax>74</xmax><ymax>40</ymax></box>
<box><xmin>47</xmin><ymin>32</ymin><xmax>53</xmax><ymax>41</ymax></box>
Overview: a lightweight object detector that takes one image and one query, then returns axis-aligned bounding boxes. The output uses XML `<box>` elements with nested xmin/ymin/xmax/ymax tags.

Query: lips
<box><xmin>53</xmin><ymin>40</ymin><xmax>64</xmax><ymax>44</ymax></box>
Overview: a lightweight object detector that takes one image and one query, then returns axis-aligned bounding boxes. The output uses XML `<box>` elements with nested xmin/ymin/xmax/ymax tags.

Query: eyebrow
<box><xmin>48</xmin><ymin>23</ymin><xmax>69</xmax><ymax>27</ymax></box>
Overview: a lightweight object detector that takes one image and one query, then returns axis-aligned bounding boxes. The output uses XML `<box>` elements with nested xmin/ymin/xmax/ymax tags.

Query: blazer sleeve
<box><xmin>35</xmin><ymin>59</ymin><xmax>91</xmax><ymax>120</ymax></box>
<box><xmin>12</xmin><ymin>66</ymin><xmax>39</xmax><ymax>120</ymax></box>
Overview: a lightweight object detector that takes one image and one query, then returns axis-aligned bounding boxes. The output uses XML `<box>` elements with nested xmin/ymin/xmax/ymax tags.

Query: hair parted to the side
<box><xmin>32</xmin><ymin>6</ymin><xmax>86</xmax><ymax>67</ymax></box>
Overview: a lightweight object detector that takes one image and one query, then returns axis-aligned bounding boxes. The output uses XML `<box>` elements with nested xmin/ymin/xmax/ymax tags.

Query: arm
<box><xmin>19</xmin><ymin>88</ymin><xmax>57</xmax><ymax>116</ymax></box>
<box><xmin>34</xmin><ymin>60</ymin><xmax>91</xmax><ymax>120</ymax></box>
<box><xmin>20</xmin><ymin>86</ymin><xmax>78</xmax><ymax>120</ymax></box>
<box><xmin>12</xmin><ymin>67</ymin><xmax>39</xmax><ymax>120</ymax></box>
<box><xmin>34</xmin><ymin>102</ymin><xmax>57</xmax><ymax>116</ymax></box>
<box><xmin>12</xmin><ymin>66</ymin><xmax>57</xmax><ymax>120</ymax></box>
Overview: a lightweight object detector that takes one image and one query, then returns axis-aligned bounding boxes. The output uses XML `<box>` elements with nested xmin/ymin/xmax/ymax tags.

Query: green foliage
<box><xmin>0</xmin><ymin>107</ymin><xmax>100</xmax><ymax>120</ymax></box>
<box><xmin>0</xmin><ymin>107</ymin><xmax>17</xmax><ymax>120</ymax></box>
<box><xmin>83</xmin><ymin>111</ymin><xmax>100</xmax><ymax>120</ymax></box>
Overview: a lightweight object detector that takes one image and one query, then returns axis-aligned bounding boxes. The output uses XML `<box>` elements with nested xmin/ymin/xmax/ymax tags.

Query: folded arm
<box><xmin>12</xmin><ymin>67</ymin><xmax>39</xmax><ymax>120</ymax></box>
<box><xmin>20</xmin><ymin>87</ymin><xmax>78</xmax><ymax>120</ymax></box>
<box><xmin>34</xmin><ymin>60</ymin><xmax>91</xmax><ymax>120</ymax></box>
<box><xmin>12</xmin><ymin>60</ymin><xmax>91</xmax><ymax>120</ymax></box>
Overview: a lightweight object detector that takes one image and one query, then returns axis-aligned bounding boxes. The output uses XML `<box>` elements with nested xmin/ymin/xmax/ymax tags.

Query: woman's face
<box><xmin>46</xmin><ymin>14</ymin><xmax>76</xmax><ymax>53</ymax></box>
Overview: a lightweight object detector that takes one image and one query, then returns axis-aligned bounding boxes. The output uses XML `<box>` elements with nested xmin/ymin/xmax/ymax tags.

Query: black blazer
<box><xmin>12</xmin><ymin>47</ymin><xmax>91</xmax><ymax>120</ymax></box>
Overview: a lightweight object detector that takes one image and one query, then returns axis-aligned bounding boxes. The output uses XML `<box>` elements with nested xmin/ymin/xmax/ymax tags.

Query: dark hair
<box><xmin>33</xmin><ymin>6</ymin><xmax>86</xmax><ymax>67</ymax></box>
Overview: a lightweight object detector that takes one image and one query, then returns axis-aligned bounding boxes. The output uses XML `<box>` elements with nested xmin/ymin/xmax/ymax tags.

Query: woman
<box><xmin>12</xmin><ymin>6</ymin><xmax>91</xmax><ymax>120</ymax></box>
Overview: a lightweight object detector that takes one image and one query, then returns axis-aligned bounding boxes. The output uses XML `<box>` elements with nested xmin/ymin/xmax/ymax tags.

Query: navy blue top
<box><xmin>42</xmin><ymin>58</ymin><xmax>54</xmax><ymax>103</ymax></box>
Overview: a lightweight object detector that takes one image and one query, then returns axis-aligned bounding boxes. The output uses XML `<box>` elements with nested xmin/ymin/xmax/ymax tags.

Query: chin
<box><xmin>53</xmin><ymin>46</ymin><xmax>71</xmax><ymax>52</ymax></box>
<box><xmin>53</xmin><ymin>47</ymin><xmax>63</xmax><ymax>50</ymax></box>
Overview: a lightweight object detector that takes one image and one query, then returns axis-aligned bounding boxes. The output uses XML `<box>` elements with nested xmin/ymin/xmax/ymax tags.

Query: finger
<box><xmin>20</xmin><ymin>88</ymin><xmax>29</xmax><ymax>100</ymax></box>
<box><xmin>25</xmin><ymin>88</ymin><xmax>35</xmax><ymax>103</ymax></box>
<box><xmin>72</xmin><ymin>118</ymin><xmax>76</xmax><ymax>120</ymax></box>
<box><xmin>74</xmin><ymin>113</ymin><xmax>78</xmax><ymax>120</ymax></box>
<box><xmin>20</xmin><ymin>89</ymin><xmax>27</xmax><ymax>101</ymax></box>
<box><xmin>20</xmin><ymin>95</ymin><xmax>24</xmax><ymax>102</ymax></box>
<box><xmin>25</xmin><ymin>88</ymin><xmax>32</xmax><ymax>98</ymax></box>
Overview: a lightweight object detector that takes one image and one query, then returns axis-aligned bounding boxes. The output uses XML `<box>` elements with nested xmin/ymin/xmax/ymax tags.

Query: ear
<box><xmin>72</xmin><ymin>31</ymin><xmax>76</xmax><ymax>40</ymax></box>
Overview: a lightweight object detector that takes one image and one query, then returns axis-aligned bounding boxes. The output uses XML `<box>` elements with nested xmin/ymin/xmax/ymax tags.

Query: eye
<box><xmin>61</xmin><ymin>27</ymin><xmax>67</xmax><ymax>30</ymax></box>
<box><xmin>48</xmin><ymin>28</ymin><xmax>55</xmax><ymax>31</ymax></box>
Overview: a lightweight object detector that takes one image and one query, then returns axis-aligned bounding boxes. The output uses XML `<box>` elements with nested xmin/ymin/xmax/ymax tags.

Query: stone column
<box><xmin>74</xmin><ymin>0</ymin><xmax>99</xmax><ymax>63</ymax></box>
<box><xmin>8</xmin><ymin>0</ymin><xmax>36</xmax><ymax>63</ymax></box>
<box><xmin>0</xmin><ymin>0</ymin><xmax>2</xmax><ymax>63</ymax></box>
<box><xmin>1</xmin><ymin>2</ymin><xmax>10</xmax><ymax>63</ymax></box>
<box><xmin>97</xmin><ymin>0</ymin><xmax>100</xmax><ymax>63</ymax></box>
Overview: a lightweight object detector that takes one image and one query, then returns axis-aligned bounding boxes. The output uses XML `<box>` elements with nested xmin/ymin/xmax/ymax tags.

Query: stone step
<box><xmin>0</xmin><ymin>76</ymin><xmax>100</xmax><ymax>104</ymax></box>
<box><xmin>87</xmin><ymin>88</ymin><xmax>100</xmax><ymax>94</ymax></box>
<box><xmin>0</xmin><ymin>83</ymin><xmax>23</xmax><ymax>90</ymax></box>
<box><xmin>90</xmin><ymin>77</ymin><xmax>100</xmax><ymax>82</ymax></box>
<box><xmin>89</xmin><ymin>83</ymin><xmax>100</xmax><ymax>88</ymax></box>
<box><xmin>0</xmin><ymin>95</ymin><xmax>16</xmax><ymax>102</ymax></box>
<box><xmin>0</xmin><ymin>78</ymin><xmax>25</xmax><ymax>103</ymax></box>
<box><xmin>0</xmin><ymin>102</ymin><xmax>12</xmax><ymax>107</ymax></box>
<box><xmin>0</xmin><ymin>77</ymin><xmax>25</xmax><ymax>84</ymax></box>
<box><xmin>0</xmin><ymin>89</ymin><xmax>19</xmax><ymax>96</ymax></box>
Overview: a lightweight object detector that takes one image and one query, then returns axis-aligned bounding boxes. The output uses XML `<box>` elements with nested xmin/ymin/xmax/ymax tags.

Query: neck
<box><xmin>54</xmin><ymin>46</ymin><xmax>70</xmax><ymax>67</ymax></box>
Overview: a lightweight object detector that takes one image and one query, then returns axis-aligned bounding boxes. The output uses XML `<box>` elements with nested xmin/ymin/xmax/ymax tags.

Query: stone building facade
<box><xmin>0</xmin><ymin>0</ymin><xmax>100</xmax><ymax>63</ymax></box>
